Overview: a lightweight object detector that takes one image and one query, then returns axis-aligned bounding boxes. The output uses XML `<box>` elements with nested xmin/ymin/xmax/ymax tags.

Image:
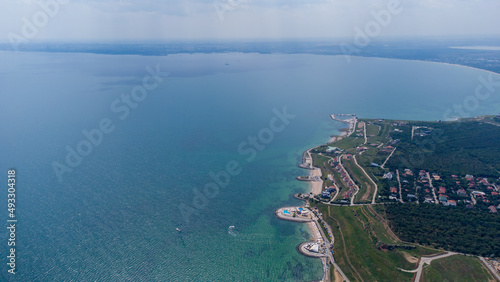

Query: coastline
<box><xmin>275</xmin><ymin>143</ymin><xmax>337</xmax><ymax>281</ymax></box>
<box><xmin>351</xmin><ymin>55</ymin><xmax>500</xmax><ymax>77</ymax></box>
<box><xmin>275</xmin><ymin>203</ymin><xmax>330</xmax><ymax>281</ymax></box>
<box><xmin>275</xmin><ymin>113</ymin><xmax>359</xmax><ymax>281</ymax></box>
<box><xmin>277</xmin><ymin>99</ymin><xmax>500</xmax><ymax>280</ymax></box>
<box><xmin>308</xmin><ymin>168</ymin><xmax>323</xmax><ymax>195</ymax></box>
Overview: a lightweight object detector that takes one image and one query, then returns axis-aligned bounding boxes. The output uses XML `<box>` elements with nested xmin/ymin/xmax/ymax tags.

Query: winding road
<box><xmin>338</xmin><ymin>156</ymin><xmax>360</xmax><ymax>206</ymax></box>
<box><xmin>413</xmin><ymin>252</ymin><xmax>458</xmax><ymax>282</ymax></box>
<box><xmin>353</xmin><ymin>155</ymin><xmax>378</xmax><ymax>204</ymax></box>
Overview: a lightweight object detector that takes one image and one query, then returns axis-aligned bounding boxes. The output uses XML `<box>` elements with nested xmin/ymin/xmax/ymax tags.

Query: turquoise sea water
<box><xmin>1</xmin><ymin>51</ymin><xmax>500</xmax><ymax>281</ymax></box>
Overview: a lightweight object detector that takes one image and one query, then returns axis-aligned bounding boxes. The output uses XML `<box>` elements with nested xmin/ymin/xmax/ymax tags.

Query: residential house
<box><xmin>438</xmin><ymin>186</ymin><xmax>446</xmax><ymax>194</ymax></box>
<box><xmin>383</xmin><ymin>172</ymin><xmax>394</xmax><ymax>180</ymax></box>
<box><xmin>321</xmin><ymin>191</ymin><xmax>331</xmax><ymax>199</ymax></box>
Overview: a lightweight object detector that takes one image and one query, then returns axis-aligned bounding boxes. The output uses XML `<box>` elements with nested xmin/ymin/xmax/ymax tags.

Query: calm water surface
<box><xmin>1</xmin><ymin>51</ymin><xmax>499</xmax><ymax>281</ymax></box>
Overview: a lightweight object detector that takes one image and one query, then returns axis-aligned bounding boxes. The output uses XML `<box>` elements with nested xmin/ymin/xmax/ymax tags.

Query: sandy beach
<box><xmin>307</xmin><ymin>221</ymin><xmax>322</xmax><ymax>242</ymax></box>
<box><xmin>329</xmin><ymin>127</ymin><xmax>350</xmax><ymax>143</ymax></box>
<box><xmin>329</xmin><ymin>136</ymin><xmax>339</xmax><ymax>143</ymax></box>
<box><xmin>309</xmin><ymin>167</ymin><xmax>323</xmax><ymax>195</ymax></box>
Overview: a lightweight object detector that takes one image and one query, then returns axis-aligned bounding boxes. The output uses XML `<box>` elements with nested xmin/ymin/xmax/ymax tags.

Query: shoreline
<box><xmin>276</xmin><ymin>113</ymin><xmax>359</xmax><ymax>281</ymax></box>
<box><xmin>329</xmin><ymin>130</ymin><xmax>348</xmax><ymax>143</ymax></box>
<box><xmin>275</xmin><ymin>143</ymin><xmax>333</xmax><ymax>281</ymax></box>
<box><xmin>309</xmin><ymin>167</ymin><xmax>323</xmax><ymax>195</ymax></box>
<box><xmin>278</xmin><ymin>112</ymin><xmax>500</xmax><ymax>281</ymax></box>
<box><xmin>350</xmin><ymin>55</ymin><xmax>500</xmax><ymax>77</ymax></box>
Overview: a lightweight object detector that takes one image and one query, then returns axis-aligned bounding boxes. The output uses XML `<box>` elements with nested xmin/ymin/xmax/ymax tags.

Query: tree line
<box><xmin>384</xmin><ymin>203</ymin><xmax>500</xmax><ymax>257</ymax></box>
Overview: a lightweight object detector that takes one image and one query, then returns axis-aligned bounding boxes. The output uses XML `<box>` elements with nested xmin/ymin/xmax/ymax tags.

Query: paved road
<box><xmin>313</xmin><ymin>211</ymin><xmax>350</xmax><ymax>282</ymax></box>
<box><xmin>396</xmin><ymin>170</ymin><xmax>404</xmax><ymax>203</ymax></box>
<box><xmin>339</xmin><ymin>156</ymin><xmax>360</xmax><ymax>206</ymax></box>
<box><xmin>426</xmin><ymin>172</ymin><xmax>439</xmax><ymax>204</ymax></box>
<box><xmin>479</xmin><ymin>257</ymin><xmax>500</xmax><ymax>281</ymax></box>
<box><xmin>353</xmin><ymin>155</ymin><xmax>378</xmax><ymax>204</ymax></box>
<box><xmin>363</xmin><ymin>122</ymin><xmax>368</xmax><ymax>145</ymax></box>
<box><xmin>414</xmin><ymin>252</ymin><xmax>458</xmax><ymax>282</ymax></box>
<box><xmin>470</xmin><ymin>193</ymin><xmax>477</xmax><ymax>205</ymax></box>
<box><xmin>411</xmin><ymin>126</ymin><xmax>419</xmax><ymax>140</ymax></box>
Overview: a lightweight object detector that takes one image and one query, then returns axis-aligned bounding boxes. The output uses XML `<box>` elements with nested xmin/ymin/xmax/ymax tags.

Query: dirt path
<box><xmin>380</xmin><ymin>148</ymin><xmax>396</xmax><ymax>169</ymax></box>
<box><xmin>363</xmin><ymin>122</ymin><xmax>367</xmax><ymax>145</ymax></box>
<box><xmin>333</xmin><ymin>267</ymin><xmax>344</xmax><ymax>282</ymax></box>
<box><xmin>411</xmin><ymin>126</ymin><xmax>417</xmax><ymax>140</ymax></box>
<box><xmin>328</xmin><ymin>206</ymin><xmax>364</xmax><ymax>282</ymax></box>
<box><xmin>365</xmin><ymin>205</ymin><xmax>401</xmax><ymax>243</ymax></box>
<box><xmin>402</xmin><ymin>252</ymin><xmax>419</xmax><ymax>264</ymax></box>
<box><xmin>358</xmin><ymin>206</ymin><xmax>382</xmax><ymax>243</ymax></box>
<box><xmin>396</xmin><ymin>170</ymin><xmax>404</xmax><ymax>203</ymax></box>
<box><xmin>426</xmin><ymin>172</ymin><xmax>439</xmax><ymax>204</ymax></box>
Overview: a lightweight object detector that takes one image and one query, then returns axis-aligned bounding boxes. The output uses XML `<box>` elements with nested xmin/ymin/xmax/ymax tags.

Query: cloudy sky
<box><xmin>1</xmin><ymin>0</ymin><xmax>499</xmax><ymax>42</ymax></box>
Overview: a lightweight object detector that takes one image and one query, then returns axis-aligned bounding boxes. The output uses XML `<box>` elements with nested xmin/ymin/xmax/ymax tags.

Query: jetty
<box><xmin>331</xmin><ymin>113</ymin><xmax>358</xmax><ymax>138</ymax></box>
<box><xmin>330</xmin><ymin>113</ymin><xmax>357</xmax><ymax>124</ymax></box>
<box><xmin>299</xmin><ymin>148</ymin><xmax>314</xmax><ymax>169</ymax></box>
<box><xmin>296</xmin><ymin>175</ymin><xmax>321</xmax><ymax>182</ymax></box>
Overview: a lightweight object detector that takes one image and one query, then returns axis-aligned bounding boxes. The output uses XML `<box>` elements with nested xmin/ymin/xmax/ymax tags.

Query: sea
<box><xmin>1</xmin><ymin>50</ymin><xmax>500</xmax><ymax>281</ymax></box>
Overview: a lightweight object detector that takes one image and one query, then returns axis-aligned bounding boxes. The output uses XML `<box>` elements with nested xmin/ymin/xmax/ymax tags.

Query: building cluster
<box><xmin>321</xmin><ymin>186</ymin><xmax>336</xmax><ymax>200</ymax></box>
<box><xmin>330</xmin><ymin>156</ymin><xmax>357</xmax><ymax>201</ymax></box>
<box><xmin>483</xmin><ymin>257</ymin><xmax>500</xmax><ymax>274</ymax></box>
<box><xmin>381</xmin><ymin>168</ymin><xmax>500</xmax><ymax>212</ymax></box>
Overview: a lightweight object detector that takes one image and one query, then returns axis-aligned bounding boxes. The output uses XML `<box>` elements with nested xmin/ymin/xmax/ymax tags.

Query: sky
<box><xmin>1</xmin><ymin>0</ymin><xmax>499</xmax><ymax>42</ymax></box>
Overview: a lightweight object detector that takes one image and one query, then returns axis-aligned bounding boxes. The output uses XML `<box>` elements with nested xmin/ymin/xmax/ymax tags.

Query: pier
<box><xmin>296</xmin><ymin>175</ymin><xmax>321</xmax><ymax>182</ymax></box>
<box><xmin>299</xmin><ymin>148</ymin><xmax>314</xmax><ymax>169</ymax></box>
<box><xmin>330</xmin><ymin>113</ymin><xmax>357</xmax><ymax>124</ymax></box>
<box><xmin>330</xmin><ymin>113</ymin><xmax>358</xmax><ymax>138</ymax></box>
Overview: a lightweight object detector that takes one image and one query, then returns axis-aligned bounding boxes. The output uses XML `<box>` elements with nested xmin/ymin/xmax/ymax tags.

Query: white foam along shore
<box><xmin>276</xmin><ymin>114</ymin><xmax>358</xmax><ymax>281</ymax></box>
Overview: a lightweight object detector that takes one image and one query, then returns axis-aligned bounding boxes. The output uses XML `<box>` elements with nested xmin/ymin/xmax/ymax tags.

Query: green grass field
<box><xmin>311</xmin><ymin>153</ymin><xmax>352</xmax><ymax>201</ymax></box>
<box><xmin>421</xmin><ymin>255</ymin><xmax>495</xmax><ymax>282</ymax></box>
<box><xmin>330</xmin><ymin>136</ymin><xmax>365</xmax><ymax>151</ymax></box>
<box><xmin>366</xmin><ymin>124</ymin><xmax>381</xmax><ymax>137</ymax></box>
<box><xmin>316</xmin><ymin>204</ymin><xmax>441</xmax><ymax>281</ymax></box>
<box><xmin>328</xmin><ymin>164</ymin><xmax>347</xmax><ymax>200</ymax></box>
<box><xmin>342</xmin><ymin>158</ymin><xmax>375</xmax><ymax>203</ymax></box>
<box><xmin>311</xmin><ymin>154</ymin><xmax>332</xmax><ymax>184</ymax></box>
